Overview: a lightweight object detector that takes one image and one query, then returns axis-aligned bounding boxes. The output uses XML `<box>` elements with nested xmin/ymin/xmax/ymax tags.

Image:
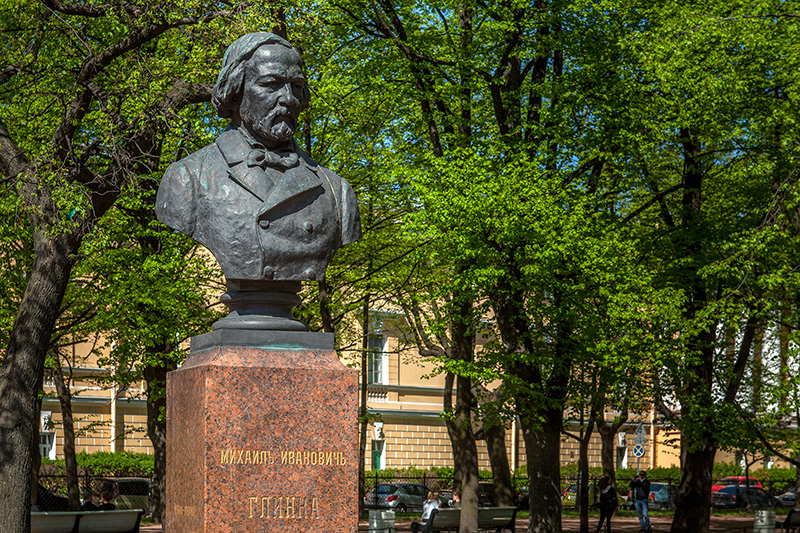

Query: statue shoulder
<box><xmin>167</xmin><ymin>142</ymin><xmax>223</xmax><ymax>178</ymax></box>
<box><xmin>156</xmin><ymin>143</ymin><xmax>221</xmax><ymax>236</ymax></box>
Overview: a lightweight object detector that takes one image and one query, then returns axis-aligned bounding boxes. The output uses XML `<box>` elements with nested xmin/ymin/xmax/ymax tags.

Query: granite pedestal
<box><xmin>166</xmin><ymin>330</ymin><xmax>358</xmax><ymax>533</ymax></box>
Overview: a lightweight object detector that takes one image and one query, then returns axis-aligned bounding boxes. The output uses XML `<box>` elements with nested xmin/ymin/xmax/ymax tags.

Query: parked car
<box><xmin>710</xmin><ymin>476</ymin><xmax>762</xmax><ymax>493</ymax></box>
<box><xmin>364</xmin><ymin>483</ymin><xmax>430</xmax><ymax>512</ymax></box>
<box><xmin>710</xmin><ymin>485</ymin><xmax>780</xmax><ymax>509</ymax></box>
<box><xmin>778</xmin><ymin>487</ymin><xmax>797</xmax><ymax>507</ymax></box>
<box><xmin>562</xmin><ymin>483</ymin><xmax>627</xmax><ymax>509</ymax></box>
<box><xmin>625</xmin><ymin>483</ymin><xmax>676</xmax><ymax>511</ymax></box>
<box><xmin>435</xmin><ymin>483</ymin><xmax>495</xmax><ymax>508</ymax></box>
<box><xmin>95</xmin><ymin>477</ymin><xmax>151</xmax><ymax>513</ymax></box>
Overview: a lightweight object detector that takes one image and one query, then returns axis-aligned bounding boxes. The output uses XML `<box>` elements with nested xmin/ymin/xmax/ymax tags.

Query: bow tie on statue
<box><xmin>245</xmin><ymin>146</ymin><xmax>300</xmax><ymax>170</ymax></box>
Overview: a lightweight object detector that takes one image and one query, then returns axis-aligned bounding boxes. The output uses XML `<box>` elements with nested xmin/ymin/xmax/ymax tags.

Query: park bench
<box><xmin>31</xmin><ymin>509</ymin><xmax>143</xmax><ymax>533</ymax></box>
<box><xmin>777</xmin><ymin>509</ymin><xmax>800</xmax><ymax>532</ymax></box>
<box><xmin>424</xmin><ymin>506</ymin><xmax>517</xmax><ymax>533</ymax></box>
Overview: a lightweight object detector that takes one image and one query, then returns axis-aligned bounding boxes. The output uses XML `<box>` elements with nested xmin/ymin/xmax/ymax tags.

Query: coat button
<box><xmin>304</xmin><ymin>222</ymin><xmax>313</xmax><ymax>233</ymax></box>
<box><xmin>263</xmin><ymin>267</ymin><xmax>274</xmax><ymax>280</ymax></box>
<box><xmin>259</xmin><ymin>219</ymin><xmax>270</xmax><ymax>229</ymax></box>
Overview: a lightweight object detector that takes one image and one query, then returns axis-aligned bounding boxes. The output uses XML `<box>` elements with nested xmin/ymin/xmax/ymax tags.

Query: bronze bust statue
<box><xmin>156</xmin><ymin>33</ymin><xmax>361</xmax><ymax>331</ymax></box>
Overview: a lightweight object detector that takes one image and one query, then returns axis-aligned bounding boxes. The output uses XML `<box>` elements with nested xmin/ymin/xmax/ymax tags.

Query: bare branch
<box><xmin>623</xmin><ymin>183</ymin><xmax>684</xmax><ymax>224</ymax></box>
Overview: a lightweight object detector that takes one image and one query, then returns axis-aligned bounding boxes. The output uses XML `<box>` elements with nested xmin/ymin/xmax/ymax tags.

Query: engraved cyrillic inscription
<box><xmin>248</xmin><ymin>496</ymin><xmax>320</xmax><ymax>519</ymax></box>
<box><xmin>221</xmin><ymin>449</ymin><xmax>346</xmax><ymax>466</ymax></box>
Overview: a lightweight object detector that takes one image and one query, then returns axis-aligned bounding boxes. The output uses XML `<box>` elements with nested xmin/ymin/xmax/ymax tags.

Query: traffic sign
<box><xmin>634</xmin><ymin>423</ymin><xmax>647</xmax><ymax>445</ymax></box>
<box><xmin>633</xmin><ymin>444</ymin><xmax>646</xmax><ymax>458</ymax></box>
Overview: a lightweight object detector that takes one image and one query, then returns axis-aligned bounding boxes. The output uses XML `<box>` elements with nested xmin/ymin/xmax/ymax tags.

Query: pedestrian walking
<box><xmin>630</xmin><ymin>470</ymin><xmax>651</xmax><ymax>533</ymax></box>
<box><xmin>595</xmin><ymin>476</ymin><xmax>617</xmax><ymax>533</ymax></box>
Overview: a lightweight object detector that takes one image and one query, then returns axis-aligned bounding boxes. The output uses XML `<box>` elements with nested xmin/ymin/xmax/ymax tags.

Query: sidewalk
<box><xmin>139</xmin><ymin>513</ymin><xmax>767</xmax><ymax>532</ymax></box>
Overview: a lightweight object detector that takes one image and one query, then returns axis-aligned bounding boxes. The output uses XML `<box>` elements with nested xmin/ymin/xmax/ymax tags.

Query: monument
<box><xmin>157</xmin><ymin>33</ymin><xmax>360</xmax><ymax>533</ymax></box>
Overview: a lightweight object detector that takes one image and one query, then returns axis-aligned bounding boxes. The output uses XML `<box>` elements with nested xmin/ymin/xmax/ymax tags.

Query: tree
<box><xmin>327</xmin><ymin>2</ymin><xmax>668</xmax><ymax>531</ymax></box>
<box><xmin>73</xmin><ymin>185</ymin><xmax>223</xmax><ymax>521</ymax></box>
<box><xmin>0</xmin><ymin>3</ymin><xmax>258</xmax><ymax>528</ymax></box>
<box><xmin>617</xmin><ymin>2</ymin><xmax>800</xmax><ymax>531</ymax></box>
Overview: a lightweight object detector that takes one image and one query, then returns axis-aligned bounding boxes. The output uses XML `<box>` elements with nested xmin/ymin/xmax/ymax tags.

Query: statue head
<box><xmin>211</xmin><ymin>33</ymin><xmax>311</xmax><ymax>147</ymax></box>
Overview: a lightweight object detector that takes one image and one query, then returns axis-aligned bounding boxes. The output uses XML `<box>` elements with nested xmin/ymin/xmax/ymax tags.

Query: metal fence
<box><xmin>364</xmin><ymin>472</ymin><xmax>530</xmax><ymax>493</ymax></box>
<box><xmin>363</xmin><ymin>471</ymin><xmax>799</xmax><ymax>512</ymax></box>
<box><xmin>36</xmin><ymin>471</ymin><xmax>797</xmax><ymax>515</ymax></box>
<box><xmin>38</xmin><ymin>474</ymin><xmax>152</xmax><ymax>514</ymax></box>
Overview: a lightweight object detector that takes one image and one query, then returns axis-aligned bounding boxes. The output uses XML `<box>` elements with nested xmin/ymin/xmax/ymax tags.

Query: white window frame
<box><xmin>616</xmin><ymin>432</ymin><xmax>628</xmax><ymax>469</ymax></box>
<box><xmin>367</xmin><ymin>333</ymin><xmax>388</xmax><ymax>385</ymax></box>
<box><xmin>371</xmin><ymin>439</ymin><xmax>386</xmax><ymax>470</ymax></box>
<box><xmin>40</xmin><ymin>411</ymin><xmax>56</xmax><ymax>460</ymax></box>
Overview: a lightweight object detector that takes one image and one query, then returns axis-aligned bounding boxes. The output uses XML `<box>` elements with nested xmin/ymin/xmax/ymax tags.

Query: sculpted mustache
<box><xmin>265</xmin><ymin>106</ymin><xmax>296</xmax><ymax>121</ymax></box>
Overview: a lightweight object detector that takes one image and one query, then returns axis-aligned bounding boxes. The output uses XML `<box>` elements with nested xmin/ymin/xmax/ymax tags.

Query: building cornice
<box><xmin>41</xmin><ymin>397</ymin><xmax>147</xmax><ymax>407</ymax></box>
<box><xmin>367</xmin><ymin>408</ymin><xmax>444</xmax><ymax>419</ymax></box>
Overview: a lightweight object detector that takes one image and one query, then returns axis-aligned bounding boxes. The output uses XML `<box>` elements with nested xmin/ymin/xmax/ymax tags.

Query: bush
<box><xmin>41</xmin><ymin>451</ymin><xmax>154</xmax><ymax>477</ymax></box>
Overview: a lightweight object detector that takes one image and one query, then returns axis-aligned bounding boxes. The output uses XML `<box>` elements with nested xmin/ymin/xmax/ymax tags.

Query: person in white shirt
<box><xmin>411</xmin><ymin>491</ymin><xmax>440</xmax><ymax>532</ymax></box>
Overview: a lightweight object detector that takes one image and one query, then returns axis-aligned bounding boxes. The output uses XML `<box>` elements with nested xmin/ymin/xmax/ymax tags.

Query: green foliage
<box><xmin>42</xmin><ymin>451</ymin><xmax>154</xmax><ymax>476</ymax></box>
<box><xmin>364</xmin><ymin>465</ymin><xmax>493</xmax><ymax>482</ymax></box>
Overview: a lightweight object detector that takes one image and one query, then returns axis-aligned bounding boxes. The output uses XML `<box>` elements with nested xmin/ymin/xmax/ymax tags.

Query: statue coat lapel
<box><xmin>216</xmin><ymin>129</ymin><xmax>272</xmax><ymax>203</ymax></box>
<box><xmin>258</xmin><ymin>162</ymin><xmax>323</xmax><ymax>217</ymax></box>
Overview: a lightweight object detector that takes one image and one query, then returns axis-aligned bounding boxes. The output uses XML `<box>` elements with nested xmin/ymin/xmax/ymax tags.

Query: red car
<box><xmin>711</xmin><ymin>476</ymin><xmax>762</xmax><ymax>493</ymax></box>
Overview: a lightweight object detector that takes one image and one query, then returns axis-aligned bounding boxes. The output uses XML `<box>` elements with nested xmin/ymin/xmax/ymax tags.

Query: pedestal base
<box><xmin>166</xmin><ymin>336</ymin><xmax>358</xmax><ymax>533</ymax></box>
<box><xmin>213</xmin><ymin>280</ymin><xmax>307</xmax><ymax>331</ymax></box>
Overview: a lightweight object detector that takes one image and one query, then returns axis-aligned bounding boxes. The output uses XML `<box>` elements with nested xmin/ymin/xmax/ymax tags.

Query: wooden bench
<box><xmin>425</xmin><ymin>506</ymin><xmax>517</xmax><ymax>533</ymax></box>
<box><xmin>778</xmin><ymin>509</ymin><xmax>800</xmax><ymax>532</ymax></box>
<box><xmin>31</xmin><ymin>510</ymin><xmax>143</xmax><ymax>533</ymax></box>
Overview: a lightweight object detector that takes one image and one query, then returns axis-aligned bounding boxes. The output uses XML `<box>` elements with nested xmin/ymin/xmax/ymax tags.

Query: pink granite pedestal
<box><xmin>166</xmin><ymin>331</ymin><xmax>358</xmax><ymax>533</ymax></box>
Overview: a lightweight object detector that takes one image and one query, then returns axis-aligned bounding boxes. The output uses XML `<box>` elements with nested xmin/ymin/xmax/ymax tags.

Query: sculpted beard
<box><xmin>246</xmin><ymin>106</ymin><xmax>297</xmax><ymax>145</ymax></box>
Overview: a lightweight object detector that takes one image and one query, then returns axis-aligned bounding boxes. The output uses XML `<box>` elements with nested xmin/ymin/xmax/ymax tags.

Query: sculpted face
<box><xmin>239</xmin><ymin>44</ymin><xmax>306</xmax><ymax>148</ymax></box>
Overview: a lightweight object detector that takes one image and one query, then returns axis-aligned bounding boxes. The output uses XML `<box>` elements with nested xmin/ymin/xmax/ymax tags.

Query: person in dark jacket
<box><xmin>97</xmin><ymin>491</ymin><xmax>116</xmax><ymax>511</ymax></box>
<box><xmin>630</xmin><ymin>470</ymin><xmax>651</xmax><ymax>533</ymax></box>
<box><xmin>595</xmin><ymin>476</ymin><xmax>618</xmax><ymax>533</ymax></box>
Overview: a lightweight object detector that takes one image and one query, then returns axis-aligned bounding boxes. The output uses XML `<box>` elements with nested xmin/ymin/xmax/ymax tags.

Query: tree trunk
<box><xmin>670</xmin><ymin>438</ymin><xmax>715</xmax><ymax>533</ymax></box>
<box><xmin>794</xmin><ymin>451</ymin><xmax>800</xmax><ymax>510</ymax></box>
<box><xmin>143</xmin><ymin>348</ymin><xmax>178</xmax><ymax>524</ymax></box>
<box><xmin>30</xmin><ymin>392</ymin><xmax>43</xmax><ymax>510</ymax></box>
<box><xmin>477</xmin><ymin>385</ymin><xmax>513</xmax><ymax>506</ymax></box>
<box><xmin>483</xmin><ymin>416</ymin><xmax>514</xmax><ymax>506</ymax></box>
<box><xmin>51</xmin><ymin>362</ymin><xmax>80</xmax><ymax>510</ymax></box>
<box><xmin>522</xmin><ymin>406</ymin><xmax>564</xmax><ymax>533</ymax></box>
<box><xmin>576</xmin><ymin>410</ymin><xmax>596</xmax><ymax>533</ymax></box>
<box><xmin>595</xmin><ymin>408</ymin><xmax>628</xmax><ymax>489</ymax></box>
<box><xmin>450</xmin><ymin>373</ymin><xmax>479</xmax><ymax>533</ymax></box>
<box><xmin>0</xmin><ymin>229</ymin><xmax>76</xmax><ymax>532</ymax></box>
<box><xmin>669</xmin><ymin>129</ymin><xmax>717</xmax><ymax>533</ymax></box>
<box><xmin>358</xmin><ymin>293</ymin><xmax>371</xmax><ymax>518</ymax></box>
<box><xmin>443</xmin><ymin>290</ymin><xmax>478</xmax><ymax>533</ymax></box>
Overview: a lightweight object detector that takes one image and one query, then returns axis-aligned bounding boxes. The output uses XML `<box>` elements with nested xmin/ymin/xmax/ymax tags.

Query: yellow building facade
<box><xmin>41</xmin><ymin>308</ymin><xmax>765</xmax><ymax>476</ymax></box>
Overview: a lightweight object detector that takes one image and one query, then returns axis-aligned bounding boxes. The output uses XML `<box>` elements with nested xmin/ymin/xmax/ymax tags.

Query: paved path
<box><xmin>139</xmin><ymin>513</ymin><xmax>769</xmax><ymax>532</ymax></box>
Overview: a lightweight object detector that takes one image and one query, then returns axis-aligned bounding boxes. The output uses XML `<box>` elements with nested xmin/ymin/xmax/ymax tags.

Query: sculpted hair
<box><xmin>211</xmin><ymin>32</ymin><xmax>311</xmax><ymax>119</ymax></box>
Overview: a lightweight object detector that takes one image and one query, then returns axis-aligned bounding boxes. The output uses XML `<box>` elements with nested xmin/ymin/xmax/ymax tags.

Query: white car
<box><xmin>778</xmin><ymin>487</ymin><xmax>796</xmax><ymax>507</ymax></box>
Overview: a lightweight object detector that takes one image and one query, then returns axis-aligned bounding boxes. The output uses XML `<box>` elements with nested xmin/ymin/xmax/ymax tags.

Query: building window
<box><xmin>39</xmin><ymin>411</ymin><xmax>56</xmax><ymax>460</ymax></box>
<box><xmin>39</xmin><ymin>433</ymin><xmax>55</xmax><ymax>460</ymax></box>
<box><xmin>736</xmin><ymin>451</ymin><xmax>746</xmax><ymax>471</ymax></box>
<box><xmin>367</xmin><ymin>334</ymin><xmax>387</xmax><ymax>385</ymax></box>
<box><xmin>371</xmin><ymin>440</ymin><xmax>385</xmax><ymax>470</ymax></box>
<box><xmin>616</xmin><ymin>432</ymin><xmax>628</xmax><ymax>469</ymax></box>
